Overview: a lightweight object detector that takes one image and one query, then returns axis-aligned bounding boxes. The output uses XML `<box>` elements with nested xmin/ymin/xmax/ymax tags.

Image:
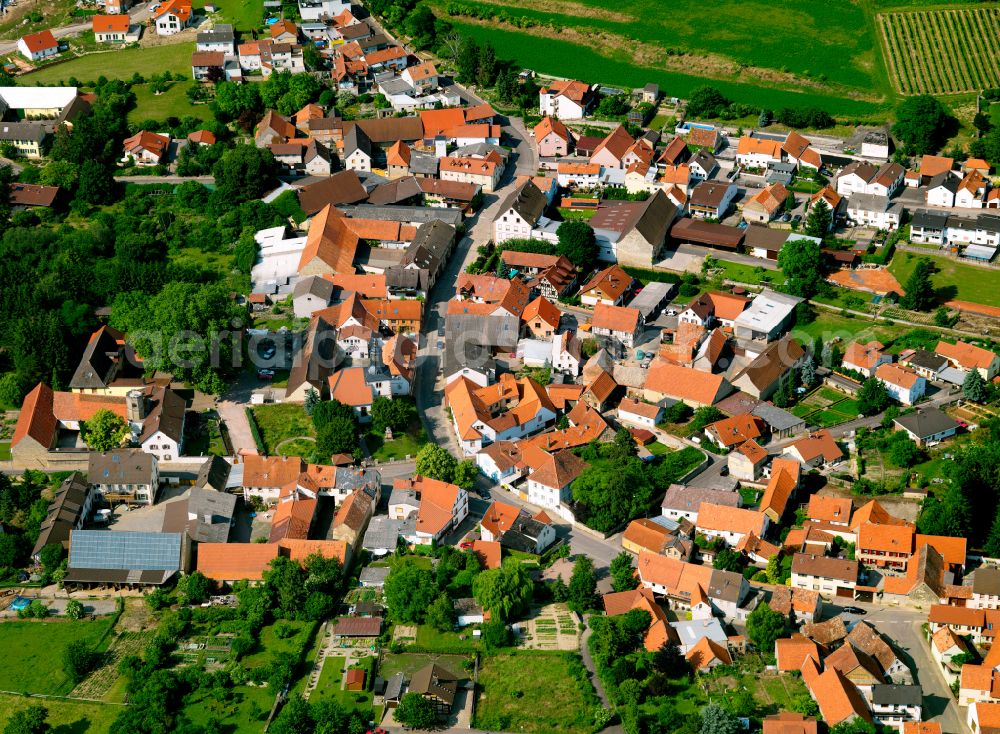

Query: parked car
<box><xmin>459</xmin><ymin>541</ymin><xmax>473</xmax><ymax>549</ymax></box>
<box><xmin>437</xmin><ymin>325</ymin><xmax>445</xmax><ymax>337</ymax></box>
<box><xmin>842</xmin><ymin>606</ymin><xmax>866</xmax><ymax>615</ymax></box>
<box><xmin>257</xmin><ymin>369</ymin><xmax>275</xmax><ymax>380</ymax></box>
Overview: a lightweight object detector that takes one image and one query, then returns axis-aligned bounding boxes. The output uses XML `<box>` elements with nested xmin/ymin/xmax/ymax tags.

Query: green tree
<box><xmin>804</xmin><ymin>199</ymin><xmax>831</xmax><ymax>238</ymax></box>
<box><xmin>480</xmin><ymin>617</ymin><xmax>512</xmax><ymax>650</ymax></box>
<box><xmin>653</xmin><ymin>640</ymin><xmax>689</xmax><ymax>679</ymax></box>
<box><xmin>426</xmin><ymin>592</ymin><xmax>456</xmax><ymax>632</ymax></box>
<box><xmin>892</xmin><ymin>95</ymin><xmax>952</xmax><ymax>156</ymax></box>
<box><xmin>610</xmin><ymin>551</ymin><xmax>637</xmax><ymax>592</ymax></box>
<box><xmin>765</xmin><ymin>554</ymin><xmax>785</xmax><ymax>585</ymax></box>
<box><xmin>984</xmin><ymin>510</ymin><xmax>1000</xmax><ymax>558</ymax></box>
<box><xmin>887</xmin><ymin>437</ymin><xmax>921</xmax><ymax>468</ymax></box>
<box><xmin>395</xmin><ymin>692</ymin><xmax>439</xmax><ymax>729</ymax></box>
<box><xmin>177</xmin><ymin>571</ymin><xmax>211</xmax><ymax>605</ymax></box>
<box><xmin>701</xmin><ymin>703</ymin><xmax>740</xmax><ymax>734</ymax></box>
<box><xmin>79</xmin><ymin>408</ymin><xmax>130</xmax><ymax>451</ymax></box>
<box><xmin>686</xmin><ymin>87</ymin><xmax>731</xmax><ymax>118</ymax></box>
<box><xmin>4</xmin><ymin>704</ymin><xmax>49</xmax><ymax>734</ymax></box>
<box><xmin>75</xmin><ymin>159</ymin><xmax>115</xmax><ymax>206</ymax></box>
<box><xmin>63</xmin><ymin>640</ymin><xmax>99</xmax><ymax>684</ymax></box>
<box><xmin>384</xmin><ymin>558</ymin><xmax>438</xmax><ymax>623</ymax></box>
<box><xmin>712</xmin><ymin>548</ymin><xmax>745</xmax><ymax>573</ymax></box>
<box><xmin>857</xmin><ymin>377</ymin><xmax>892</xmax><ymax>416</ymax></box>
<box><xmin>415</xmin><ymin>443</ymin><xmax>458</xmax><ymax>483</ymax></box>
<box><xmin>234</xmin><ymin>230</ymin><xmax>258</xmax><ymax>274</ymax></box>
<box><xmin>829</xmin><ymin>720</ymin><xmax>877</xmax><ymax>734</ymax></box>
<box><xmin>899</xmin><ymin>258</ymin><xmax>936</xmax><ymax>311</ymax></box>
<box><xmin>315</xmin><ymin>417</ymin><xmax>356</xmax><ymax>457</ymax></box>
<box><xmin>65</xmin><ymin>599</ymin><xmax>85</xmax><ymax>620</ymax></box>
<box><xmin>556</xmin><ymin>220</ymin><xmax>598</xmax><ymax>269</ymax></box>
<box><xmin>212</xmin><ymin>144</ymin><xmax>277</xmax><ymax>208</ymax></box>
<box><xmin>964</xmin><ymin>369</ymin><xmax>989</xmax><ymax>403</ymax></box>
<box><xmin>304</xmin><ymin>388</ymin><xmax>320</xmax><ymax>416</ymax></box>
<box><xmin>453</xmin><ymin>459</ymin><xmax>478</xmax><ymax>491</ymax></box>
<box><xmin>746</xmin><ymin>602</ymin><xmax>785</xmax><ymax>652</ymax></box>
<box><xmin>371</xmin><ymin>396</ymin><xmax>416</xmax><ymax>435</ymax></box>
<box><xmin>269</xmin><ymin>695</ymin><xmax>314</xmax><ymax>734</ymax></box>
<box><xmin>455</xmin><ymin>36</ymin><xmax>479</xmax><ymax>83</ymax></box>
<box><xmin>263</xmin><ymin>556</ymin><xmax>307</xmax><ymax>619</ymax></box>
<box><xmin>567</xmin><ymin>555</ymin><xmax>597</xmax><ymax>613</ymax></box>
<box><xmin>472</xmin><ymin>557</ymin><xmax>533</xmax><ymax>621</ymax></box>
<box><xmin>777</xmin><ymin>237</ymin><xmax>823</xmax><ymax>298</ymax></box>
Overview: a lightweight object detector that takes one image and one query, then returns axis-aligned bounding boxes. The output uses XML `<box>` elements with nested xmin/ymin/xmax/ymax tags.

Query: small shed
<box><xmin>384</xmin><ymin>672</ymin><xmax>406</xmax><ymax>706</ymax></box>
<box><xmin>345</xmin><ymin>667</ymin><xmax>366</xmax><ymax>692</ymax></box>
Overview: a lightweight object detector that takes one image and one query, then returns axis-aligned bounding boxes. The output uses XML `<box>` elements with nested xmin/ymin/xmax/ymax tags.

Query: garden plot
<box><xmin>517</xmin><ymin>603</ymin><xmax>581</xmax><ymax>651</ymax></box>
<box><xmin>791</xmin><ymin>386</ymin><xmax>860</xmax><ymax>428</ymax></box>
<box><xmin>71</xmin><ymin>631</ymin><xmax>149</xmax><ymax>700</ymax></box>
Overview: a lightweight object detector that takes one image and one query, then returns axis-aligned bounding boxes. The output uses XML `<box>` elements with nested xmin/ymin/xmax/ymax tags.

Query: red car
<box><xmin>459</xmin><ymin>541</ymin><xmax>473</xmax><ymax>549</ymax></box>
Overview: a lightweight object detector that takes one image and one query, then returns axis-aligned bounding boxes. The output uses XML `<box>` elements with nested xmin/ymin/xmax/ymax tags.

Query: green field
<box><xmin>889</xmin><ymin>251</ymin><xmax>1000</xmax><ymax>308</ymax></box>
<box><xmin>207</xmin><ymin>0</ymin><xmax>267</xmax><ymax>31</ymax></box>
<box><xmin>789</xmin><ymin>310</ymin><xmax>908</xmax><ymax>350</ymax></box>
<box><xmin>791</xmin><ymin>386</ymin><xmax>861</xmax><ymax>428</ymax></box>
<box><xmin>129</xmin><ymin>82</ymin><xmax>210</xmax><ymax>124</ymax></box>
<box><xmin>0</xmin><ymin>693</ymin><xmax>121</xmax><ymax>733</ymax></box>
<box><xmin>23</xmin><ymin>44</ymin><xmax>194</xmax><ymax>84</ymax></box>
<box><xmin>250</xmin><ymin>403</ymin><xmax>316</xmax><ymax>455</ymax></box>
<box><xmin>435</xmin><ymin>0</ymin><xmax>892</xmax><ymax>116</ymax></box>
<box><xmin>474</xmin><ymin>652</ymin><xmax>599</xmax><ymax>734</ymax></box>
<box><xmin>0</xmin><ymin>619</ymin><xmax>114</xmax><ymax>695</ymax></box>
<box><xmin>367</xmin><ymin>423</ymin><xmax>429</xmax><ymax>462</ymax></box>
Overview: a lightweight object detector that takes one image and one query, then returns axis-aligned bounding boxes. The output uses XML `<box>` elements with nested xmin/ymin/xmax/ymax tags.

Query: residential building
<box><xmin>643</xmin><ymin>361</ymin><xmax>732</xmax><ymax>407</ymax></box>
<box><xmin>618</xmin><ymin>398</ymin><xmax>663</xmax><ymax>428</ymax></box>
<box><xmin>733</xmin><ymin>290</ymin><xmax>802</xmax><ymax>343</ymax></box>
<box><xmin>696</xmin><ymin>503</ymin><xmax>768</xmax><ymax>547</ymax></box>
<box><xmin>538</xmin><ymin>79</ymin><xmax>594</xmax><ymax>119</ymax></box>
<box><xmin>122</xmin><ymin>130</ymin><xmax>170</xmax><ymax>166</ymax></box>
<box><xmin>154</xmin><ymin>0</ymin><xmax>192</xmax><ymax>35</ymax></box>
<box><xmin>783</xmin><ymin>430</ymin><xmax>844</xmax><ymax>469</ymax></box>
<box><xmin>791</xmin><ymin>553</ymin><xmax>858</xmax><ymax>597</ymax></box>
<box><xmin>31</xmin><ymin>473</ymin><xmax>94</xmax><ymax>559</ymax></box>
<box><xmin>590</xmin><ymin>304</ymin><xmax>643</xmax><ymax>348</ymax></box>
<box><xmin>935</xmin><ymin>340</ymin><xmax>1000</xmax><ymax>380</ymax></box>
<box><xmin>729</xmin><ymin>439</ymin><xmax>768</xmax><ymax>481</ymax></box>
<box><xmin>579</xmin><ymin>265</ymin><xmax>634</xmax><ymax>307</ymax></box>
<box><xmin>736</xmin><ymin>137</ymin><xmax>782</xmax><ymax>168</ymax></box>
<box><xmin>479</xmin><ymin>500</ymin><xmax>555</xmax><ymax>553</ymax></box>
<box><xmin>689</xmin><ymin>181</ymin><xmax>738</xmax><ymax>219</ymax></box>
<box><xmin>731</xmin><ymin>336</ymin><xmax>806</xmax><ymax>400</ymax></box>
<box><xmin>88</xmin><ymin>449</ymin><xmax>160</xmax><ymax>505</ymax></box>
<box><xmin>927</xmin><ymin>172</ymin><xmax>958</xmax><ymax>207</ymax></box>
<box><xmin>93</xmin><ymin>14</ymin><xmax>137</xmax><ymax>42</ymax></box>
<box><xmin>535</xmin><ymin>115</ymin><xmax>571</xmax><ymax>157</ymax></box>
<box><xmin>893</xmin><ymin>408</ymin><xmax>959</xmax><ymax>447</ymax></box>
<box><xmin>492</xmin><ymin>180</ymin><xmax>557</xmax><ymax>244</ymax></box>
<box><xmin>18</xmin><ymin>30</ymin><xmax>58</xmax><ymax>61</ymax></box>
<box><xmin>846</xmin><ymin>194</ymin><xmax>904</xmax><ymax>230</ymax></box>
<box><xmin>394</xmin><ymin>476</ymin><xmax>469</xmax><ymax>545</ymax></box>
<box><xmin>743</xmin><ymin>183</ymin><xmax>790</xmax><ymax>223</ymax></box>
<box><xmin>875</xmin><ymin>363</ymin><xmax>926</xmax><ymax>405</ymax></box>
<box><xmin>526</xmin><ymin>449</ymin><xmax>588</xmax><ymax>510</ymax></box>
<box><xmin>843</xmin><ymin>340</ymin><xmax>891</xmax><ymax>377</ymax></box>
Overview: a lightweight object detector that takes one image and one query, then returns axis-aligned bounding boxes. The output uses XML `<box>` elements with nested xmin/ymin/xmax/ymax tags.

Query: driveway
<box><xmin>217</xmin><ymin>371</ymin><xmax>260</xmax><ymax>456</ymax></box>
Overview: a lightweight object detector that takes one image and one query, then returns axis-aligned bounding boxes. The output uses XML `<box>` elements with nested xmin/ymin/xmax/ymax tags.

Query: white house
<box><xmin>298</xmin><ymin>0</ymin><xmax>350</xmax><ymax>20</ymax></box>
<box><xmin>875</xmin><ymin>363</ymin><xmax>926</xmax><ymax>405</ymax></box>
<box><xmin>926</xmin><ymin>173</ymin><xmax>958</xmax><ymax>208</ymax></box>
<box><xmin>526</xmin><ymin>450</ymin><xmax>588</xmax><ymax>510</ymax></box>
<box><xmin>618</xmin><ymin>398</ymin><xmax>663</xmax><ymax>428</ymax></box>
<box><xmin>736</xmin><ymin>137</ymin><xmax>782</xmax><ymax>169</ymax></box>
<box><xmin>538</xmin><ymin>79</ymin><xmax>593</xmax><ymax>119</ymax></box>
<box><xmin>154</xmin><ymin>0</ymin><xmax>192</xmax><ymax>35</ymax></box>
<box><xmin>551</xmin><ymin>331</ymin><xmax>582</xmax><ymax>376</ymax></box>
<box><xmin>492</xmin><ymin>180</ymin><xmax>558</xmax><ymax>245</ymax></box>
<box><xmin>18</xmin><ymin>30</ymin><xmax>59</xmax><ymax>61</ymax></box>
<box><xmin>846</xmin><ymin>193</ymin><xmax>903</xmax><ymax>230</ymax></box>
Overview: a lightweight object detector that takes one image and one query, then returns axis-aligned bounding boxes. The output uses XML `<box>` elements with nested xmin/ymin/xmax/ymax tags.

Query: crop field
<box><xmin>879</xmin><ymin>7</ymin><xmax>1000</xmax><ymax>94</ymax></box>
<box><xmin>434</xmin><ymin>0</ymin><xmax>892</xmax><ymax>116</ymax></box>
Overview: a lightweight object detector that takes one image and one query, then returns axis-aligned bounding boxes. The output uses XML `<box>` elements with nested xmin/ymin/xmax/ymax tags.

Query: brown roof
<box><xmin>580</xmin><ymin>264</ymin><xmax>633</xmax><ymax>301</ymax></box>
<box><xmin>93</xmin><ymin>14</ymin><xmax>130</xmax><ymax>32</ymax></box>
<box><xmin>788</xmin><ymin>430</ymin><xmax>843</xmax><ymax>464</ymax></box>
<box><xmin>935</xmin><ymin>340</ymin><xmax>998</xmax><ymax>370</ymax></box>
<box><xmin>197</xmin><ymin>543</ymin><xmax>280</xmax><ymax>581</ymax></box>
<box><xmin>697</xmin><ymin>503</ymin><xmax>767</xmax><ymax>537</ymax></box>
<box><xmin>763</xmin><ymin>713</ymin><xmax>818</xmax><ymax>734</ymax></box>
<box><xmin>530</xmin><ymin>449</ymin><xmax>588</xmax><ymax>490</ymax></box>
<box><xmin>802</xmin><ymin>616</ymin><xmax>848</xmax><ymax>645</ymax></box>
<box><xmin>192</xmin><ymin>50</ymin><xmax>224</xmax><ymax>67</ymax></box>
<box><xmin>330</xmin><ymin>616</ymin><xmax>381</xmax><ymax>636</ymax></box>
<box><xmin>644</xmin><ymin>361</ymin><xmax>730</xmax><ymax>405</ymax></box>
<box><xmin>776</xmin><ymin>634</ymin><xmax>821</xmax><ymax>671</ymax></box>
<box><xmin>299</xmin><ymin>205</ymin><xmax>359</xmax><ymax>274</ymax></box>
<box><xmin>591</xmin><ymin>303</ymin><xmax>640</xmax><ymax>334</ymax></box>
<box><xmin>792</xmin><ymin>553</ymin><xmax>858</xmax><ymax>583</ymax></box>
<box><xmin>920</xmin><ymin>154</ymin><xmax>954</xmax><ymax>178</ymax></box>
<box><xmin>858</xmin><ymin>522</ymin><xmax>914</xmax><ymax>554</ymax></box>
<box><xmin>809</xmin><ymin>668</ymin><xmax>872</xmax><ymax>726</ymax></box>
<box><xmin>9</xmin><ymin>182</ymin><xmax>59</xmax><ymax>207</ymax></box>
<box><xmin>706</xmin><ymin>413</ymin><xmax>763</xmax><ymax>448</ymax></box>
<box><xmin>623</xmin><ymin>518</ymin><xmax>671</xmax><ymax>554</ymax></box>
<box><xmin>298</xmin><ymin>171</ymin><xmax>368</xmax><ymax>215</ymax></box>
<box><xmin>808</xmin><ymin>494</ymin><xmax>852</xmax><ymax>524</ymax></box>
<box><xmin>20</xmin><ymin>29</ymin><xmax>57</xmax><ymax>52</ymax></box>
<box><xmin>535</xmin><ymin>115</ymin><xmax>569</xmax><ymax>142</ymax></box>
<box><xmin>471</xmin><ymin>539</ymin><xmax>501</xmax><ymax>569</ymax></box>
<box><xmin>670</xmin><ymin>217</ymin><xmax>744</xmax><ymax>249</ymax></box>
<box><xmin>243</xmin><ymin>455</ymin><xmax>304</xmax><ymax>489</ymax></box>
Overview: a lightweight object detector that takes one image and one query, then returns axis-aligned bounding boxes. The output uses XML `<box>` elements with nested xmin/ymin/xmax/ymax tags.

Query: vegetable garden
<box><xmin>879</xmin><ymin>7</ymin><xmax>1000</xmax><ymax>94</ymax></box>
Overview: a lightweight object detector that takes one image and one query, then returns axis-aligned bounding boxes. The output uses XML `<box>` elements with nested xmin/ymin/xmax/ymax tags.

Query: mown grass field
<box><xmin>434</xmin><ymin>0</ymin><xmax>895</xmax><ymax>116</ymax></box>
<box><xmin>0</xmin><ymin>619</ymin><xmax>114</xmax><ymax>695</ymax></box>
<box><xmin>879</xmin><ymin>6</ymin><xmax>1000</xmax><ymax>95</ymax></box>
<box><xmin>129</xmin><ymin>82</ymin><xmax>211</xmax><ymax>124</ymax></box>
<box><xmin>889</xmin><ymin>251</ymin><xmax>1000</xmax><ymax>308</ymax></box>
<box><xmin>0</xmin><ymin>693</ymin><xmax>121</xmax><ymax>732</ymax></box>
<box><xmin>23</xmin><ymin>44</ymin><xmax>194</xmax><ymax>84</ymax></box>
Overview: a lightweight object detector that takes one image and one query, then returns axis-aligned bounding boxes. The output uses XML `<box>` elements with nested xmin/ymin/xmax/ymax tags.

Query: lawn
<box><xmin>24</xmin><ymin>44</ymin><xmax>195</xmax><ymax>84</ymax></box>
<box><xmin>474</xmin><ymin>652</ymin><xmax>599</xmax><ymax>734</ymax></box>
<box><xmin>241</xmin><ymin>620</ymin><xmax>316</xmax><ymax>674</ymax></box>
<box><xmin>413</xmin><ymin>624</ymin><xmax>480</xmax><ymax>653</ymax></box>
<box><xmin>182</xmin><ymin>682</ymin><xmax>275</xmax><ymax>733</ymax></box>
<box><xmin>183</xmin><ymin>411</ymin><xmax>228</xmax><ymax>457</ymax></box>
<box><xmin>791</xmin><ymin>310</ymin><xmax>907</xmax><ymax>351</ymax></box>
<box><xmin>0</xmin><ymin>693</ymin><xmax>121</xmax><ymax>733</ymax></box>
<box><xmin>889</xmin><ymin>251</ymin><xmax>1000</xmax><ymax>309</ymax></box>
<box><xmin>790</xmin><ymin>385</ymin><xmax>861</xmax><ymax>428</ymax></box>
<box><xmin>435</xmin><ymin>7</ymin><xmax>888</xmax><ymax>117</ymax></box>
<box><xmin>129</xmin><ymin>82</ymin><xmax>210</xmax><ymax>124</ymax></box>
<box><xmin>206</xmin><ymin>0</ymin><xmax>267</xmax><ymax>31</ymax></box>
<box><xmin>367</xmin><ymin>423</ymin><xmax>429</xmax><ymax>462</ymax></box>
<box><xmin>313</xmin><ymin>655</ymin><xmax>346</xmax><ymax>700</ymax></box>
<box><xmin>646</xmin><ymin>441</ymin><xmax>670</xmax><ymax>456</ymax></box>
<box><xmin>379</xmin><ymin>652</ymin><xmax>471</xmax><ymax>681</ymax></box>
<box><xmin>0</xmin><ymin>442</ymin><xmax>10</xmax><ymax>461</ymax></box>
<box><xmin>0</xmin><ymin>618</ymin><xmax>115</xmax><ymax>694</ymax></box>
<box><xmin>250</xmin><ymin>403</ymin><xmax>315</xmax><ymax>455</ymax></box>
<box><xmin>707</xmin><ymin>258</ymin><xmax>777</xmax><ymax>286</ymax></box>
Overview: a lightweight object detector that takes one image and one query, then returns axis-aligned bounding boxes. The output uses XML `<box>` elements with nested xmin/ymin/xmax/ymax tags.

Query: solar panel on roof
<box><xmin>69</xmin><ymin>530</ymin><xmax>183</xmax><ymax>572</ymax></box>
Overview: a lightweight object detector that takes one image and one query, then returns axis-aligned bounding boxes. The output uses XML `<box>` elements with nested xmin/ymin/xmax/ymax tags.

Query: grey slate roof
<box><xmin>872</xmin><ymin>684</ymin><xmax>922</xmax><ymax>706</ymax></box>
<box><xmin>752</xmin><ymin>402</ymin><xmax>805</xmax><ymax>431</ymax></box>
<box><xmin>195</xmin><ymin>456</ymin><xmax>232</xmax><ymax>492</ymax></box>
<box><xmin>32</xmin><ymin>473</ymin><xmax>90</xmax><ymax>556</ymax></box>
<box><xmin>401</xmin><ymin>219</ymin><xmax>456</xmax><ymax>272</ymax></box>
<box><xmin>88</xmin><ymin>449</ymin><xmax>156</xmax><ymax>486</ymax></box>
<box><xmin>893</xmin><ymin>407</ymin><xmax>959</xmax><ymax>439</ymax></box>
<box><xmin>497</xmin><ymin>180</ymin><xmax>547</xmax><ymax>227</ymax></box>
<box><xmin>661</xmin><ymin>484</ymin><xmax>740</xmax><ymax>513</ymax></box>
<box><xmin>293</xmin><ymin>274</ymin><xmax>336</xmax><ymax>303</ymax></box>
